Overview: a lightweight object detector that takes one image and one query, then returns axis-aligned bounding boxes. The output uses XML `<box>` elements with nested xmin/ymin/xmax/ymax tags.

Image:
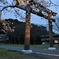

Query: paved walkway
<box><xmin>0</xmin><ymin>45</ymin><xmax>59</xmax><ymax>59</ymax></box>
<box><xmin>0</xmin><ymin>45</ymin><xmax>59</xmax><ymax>54</ymax></box>
<box><xmin>0</xmin><ymin>45</ymin><xmax>59</xmax><ymax>58</ymax></box>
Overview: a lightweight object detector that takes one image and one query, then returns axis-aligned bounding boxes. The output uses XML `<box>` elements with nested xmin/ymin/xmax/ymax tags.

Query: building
<box><xmin>41</xmin><ymin>34</ymin><xmax>59</xmax><ymax>44</ymax></box>
<box><xmin>0</xmin><ymin>30</ymin><xmax>8</xmax><ymax>43</ymax></box>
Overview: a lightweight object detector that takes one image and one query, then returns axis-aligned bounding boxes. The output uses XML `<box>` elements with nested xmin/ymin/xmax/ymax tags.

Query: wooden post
<box><xmin>48</xmin><ymin>20</ymin><xmax>54</xmax><ymax>47</ymax></box>
<box><xmin>0</xmin><ymin>12</ymin><xmax>2</xmax><ymax>20</ymax></box>
<box><xmin>48</xmin><ymin>14</ymin><xmax>54</xmax><ymax>47</ymax></box>
<box><xmin>48</xmin><ymin>14</ymin><xmax>56</xmax><ymax>50</ymax></box>
<box><xmin>24</xmin><ymin>4</ymin><xmax>31</xmax><ymax>50</ymax></box>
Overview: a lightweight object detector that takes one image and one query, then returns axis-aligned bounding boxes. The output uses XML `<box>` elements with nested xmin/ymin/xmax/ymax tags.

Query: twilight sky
<box><xmin>1</xmin><ymin>0</ymin><xmax>59</xmax><ymax>25</ymax></box>
<box><xmin>0</xmin><ymin>0</ymin><xmax>59</xmax><ymax>34</ymax></box>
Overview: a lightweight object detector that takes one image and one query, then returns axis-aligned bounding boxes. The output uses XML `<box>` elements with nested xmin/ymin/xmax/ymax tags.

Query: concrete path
<box><xmin>0</xmin><ymin>45</ymin><xmax>23</xmax><ymax>51</ymax></box>
<box><xmin>0</xmin><ymin>45</ymin><xmax>59</xmax><ymax>59</ymax></box>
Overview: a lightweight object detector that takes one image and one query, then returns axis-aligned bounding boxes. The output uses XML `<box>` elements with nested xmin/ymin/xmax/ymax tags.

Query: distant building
<box><xmin>0</xmin><ymin>30</ymin><xmax>8</xmax><ymax>43</ymax></box>
<box><xmin>41</xmin><ymin>34</ymin><xmax>59</xmax><ymax>44</ymax></box>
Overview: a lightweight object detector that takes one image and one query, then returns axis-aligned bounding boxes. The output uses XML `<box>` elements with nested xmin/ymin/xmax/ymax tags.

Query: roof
<box><xmin>0</xmin><ymin>30</ymin><xmax>6</xmax><ymax>34</ymax></box>
<box><xmin>41</xmin><ymin>34</ymin><xmax>59</xmax><ymax>38</ymax></box>
<box><xmin>0</xmin><ymin>34</ymin><xmax>8</xmax><ymax>41</ymax></box>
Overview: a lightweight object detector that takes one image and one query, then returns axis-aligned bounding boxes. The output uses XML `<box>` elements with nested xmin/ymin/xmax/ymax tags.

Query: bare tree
<box><xmin>49</xmin><ymin>0</ymin><xmax>59</xmax><ymax>6</ymax></box>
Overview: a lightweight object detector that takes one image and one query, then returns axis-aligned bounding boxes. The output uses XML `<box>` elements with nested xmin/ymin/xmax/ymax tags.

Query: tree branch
<box><xmin>31</xmin><ymin>2</ymin><xmax>57</xmax><ymax>16</ymax></box>
<box><xmin>49</xmin><ymin>0</ymin><xmax>59</xmax><ymax>6</ymax></box>
<box><xmin>0</xmin><ymin>3</ymin><xmax>56</xmax><ymax>22</ymax></box>
<box><xmin>0</xmin><ymin>5</ymin><xmax>17</xmax><ymax>11</ymax></box>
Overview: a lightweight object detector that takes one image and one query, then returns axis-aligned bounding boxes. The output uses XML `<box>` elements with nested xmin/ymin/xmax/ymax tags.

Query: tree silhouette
<box><xmin>5</xmin><ymin>19</ymin><xmax>49</xmax><ymax>44</ymax></box>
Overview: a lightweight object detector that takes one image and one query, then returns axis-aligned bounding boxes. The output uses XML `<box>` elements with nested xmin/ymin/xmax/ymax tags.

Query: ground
<box><xmin>0</xmin><ymin>49</ymin><xmax>38</xmax><ymax>59</ymax></box>
<box><xmin>0</xmin><ymin>44</ymin><xmax>59</xmax><ymax>59</ymax></box>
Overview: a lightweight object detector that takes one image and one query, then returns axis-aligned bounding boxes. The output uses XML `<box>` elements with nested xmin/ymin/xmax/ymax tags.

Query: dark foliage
<box><xmin>5</xmin><ymin>19</ymin><xmax>49</xmax><ymax>44</ymax></box>
<box><xmin>0</xmin><ymin>22</ymin><xmax>3</xmax><ymax>30</ymax></box>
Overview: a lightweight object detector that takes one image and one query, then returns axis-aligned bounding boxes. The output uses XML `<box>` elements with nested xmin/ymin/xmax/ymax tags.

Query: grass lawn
<box><xmin>0</xmin><ymin>43</ymin><xmax>59</xmax><ymax>49</ymax></box>
<box><xmin>0</xmin><ymin>49</ymin><xmax>38</xmax><ymax>59</ymax></box>
<box><xmin>31</xmin><ymin>44</ymin><xmax>59</xmax><ymax>49</ymax></box>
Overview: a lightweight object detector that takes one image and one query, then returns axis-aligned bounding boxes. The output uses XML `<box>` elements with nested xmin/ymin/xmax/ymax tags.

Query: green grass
<box><xmin>0</xmin><ymin>49</ymin><xmax>38</xmax><ymax>59</ymax></box>
<box><xmin>31</xmin><ymin>44</ymin><xmax>59</xmax><ymax>49</ymax></box>
<box><xmin>0</xmin><ymin>43</ymin><xmax>24</xmax><ymax>47</ymax></box>
<box><xmin>31</xmin><ymin>44</ymin><xmax>50</xmax><ymax>49</ymax></box>
<box><xmin>0</xmin><ymin>43</ymin><xmax>59</xmax><ymax>49</ymax></box>
<box><xmin>54</xmin><ymin>44</ymin><xmax>59</xmax><ymax>49</ymax></box>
